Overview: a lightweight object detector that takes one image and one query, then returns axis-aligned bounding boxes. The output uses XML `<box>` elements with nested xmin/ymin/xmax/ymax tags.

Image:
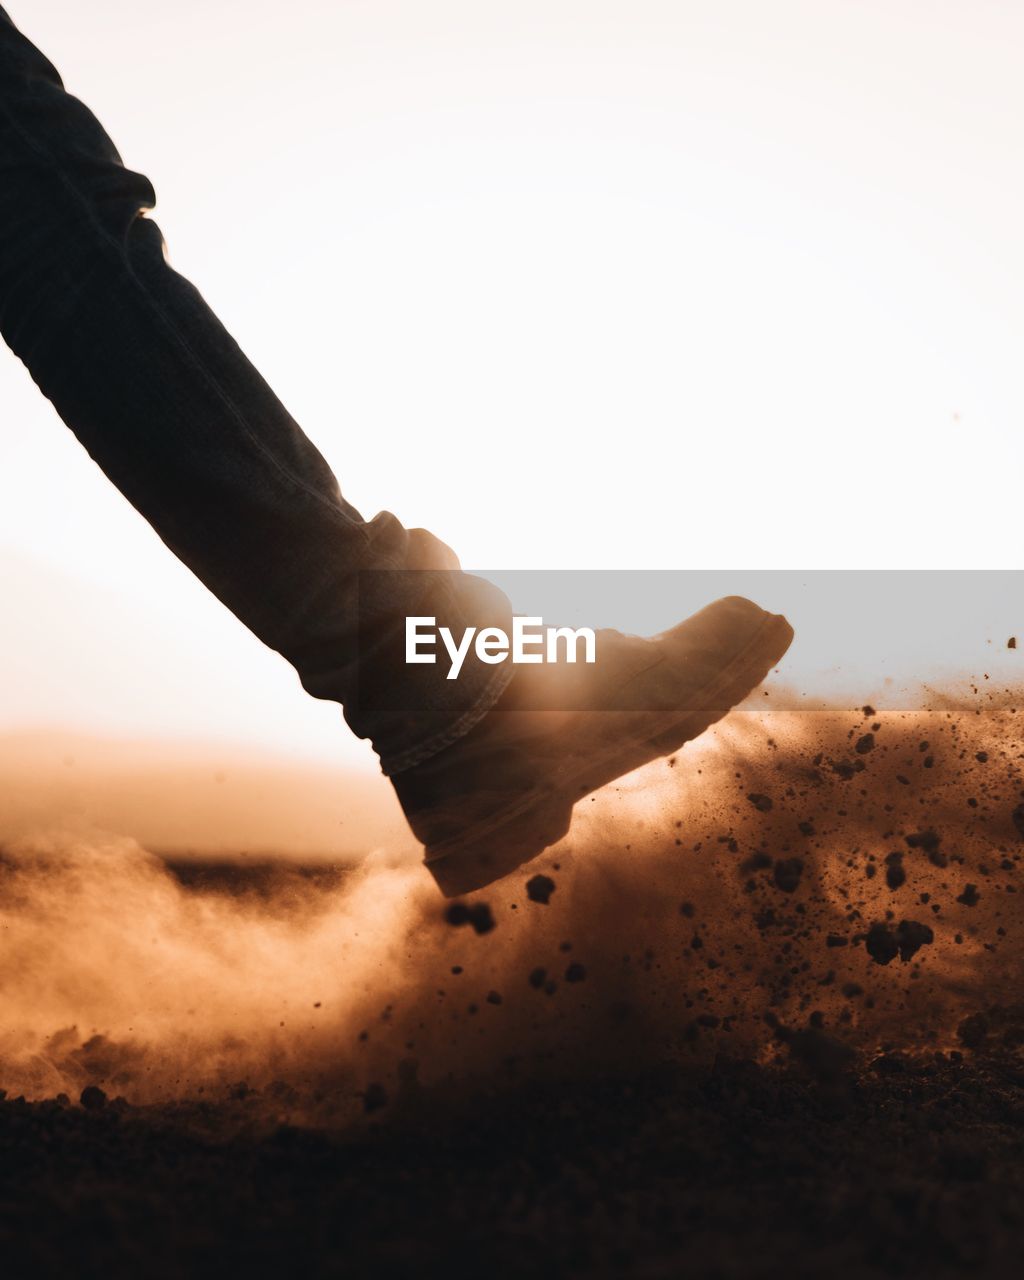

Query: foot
<box><xmin>391</xmin><ymin>595</ymin><xmax>793</xmax><ymax>896</ymax></box>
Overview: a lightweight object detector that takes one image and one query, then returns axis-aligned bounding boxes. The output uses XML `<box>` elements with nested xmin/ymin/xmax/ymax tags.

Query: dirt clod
<box><xmin>525</xmin><ymin>874</ymin><xmax>556</xmax><ymax>905</ymax></box>
<box><xmin>444</xmin><ymin>901</ymin><xmax>496</xmax><ymax>935</ymax></box>
<box><xmin>864</xmin><ymin>919</ymin><xmax>935</xmax><ymax>965</ymax></box>
<box><xmin>773</xmin><ymin>857</ymin><xmax>804</xmax><ymax>893</ymax></box>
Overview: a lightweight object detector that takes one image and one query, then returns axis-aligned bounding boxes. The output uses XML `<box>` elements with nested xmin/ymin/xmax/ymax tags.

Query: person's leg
<box><xmin>0</xmin><ymin>5</ymin><xmax>512</xmax><ymax>775</ymax></box>
<box><xmin>0</xmin><ymin>7</ymin><xmax>794</xmax><ymax>896</ymax></box>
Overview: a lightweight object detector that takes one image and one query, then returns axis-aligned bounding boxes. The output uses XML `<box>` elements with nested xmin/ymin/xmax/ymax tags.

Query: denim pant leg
<box><xmin>0</xmin><ymin>7</ymin><xmax>512</xmax><ymax>774</ymax></box>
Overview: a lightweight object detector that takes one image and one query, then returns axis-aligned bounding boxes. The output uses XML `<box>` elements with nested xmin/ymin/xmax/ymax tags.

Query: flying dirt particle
<box><xmin>957</xmin><ymin>883</ymin><xmax>981</xmax><ymax>907</ymax></box>
<box><xmin>1012</xmin><ymin>805</ymin><xmax>1024</xmax><ymax>841</ymax></box>
<box><xmin>444</xmin><ymin>901</ymin><xmax>496</xmax><ymax>935</ymax></box>
<box><xmin>679</xmin><ymin>902</ymin><xmax>695</xmax><ymax>918</ymax></box>
<box><xmin>831</xmin><ymin>760</ymin><xmax>864</xmax><ymax>781</ymax></box>
<box><xmin>486</xmin><ymin>990</ymin><xmax>503</xmax><ymax>1005</ymax></box>
<box><xmin>565</xmin><ymin>962</ymin><xmax>587</xmax><ymax>983</ymax></box>
<box><xmin>528</xmin><ymin>967</ymin><xmax>547</xmax><ymax>989</ymax></box>
<box><xmin>855</xmin><ymin>733</ymin><xmax>875</xmax><ymax>755</ymax></box>
<box><xmin>1009</xmin><ymin>637</ymin><xmax>1018</xmax><ymax>649</ymax></box>
<box><xmin>747</xmin><ymin>793</ymin><xmax>773</xmax><ymax>813</ymax></box>
<box><xmin>468</xmin><ymin>905</ymin><xmax>496</xmax><ymax>934</ymax></box>
<box><xmin>975</xmin><ymin>751</ymin><xmax>989</xmax><ymax>763</ymax></box>
<box><xmin>526</xmin><ymin>874</ymin><xmax>556</xmax><ymax>905</ymax></box>
<box><xmin>862</xmin><ymin>705</ymin><xmax>876</xmax><ymax>717</ymax></box>
<box><xmin>906</xmin><ymin>829</ymin><xmax>947</xmax><ymax>867</ymax></box>
<box><xmin>826</xmin><ymin>934</ymin><xmax>849</xmax><ymax>948</ymax></box>
<box><xmin>798</xmin><ymin>820</ymin><xmax>816</xmax><ymax>836</ymax></box>
<box><xmin>865</xmin><ymin>924</ymin><xmax>900</xmax><ymax>965</ymax></box>
<box><xmin>773</xmin><ymin>858</ymin><xmax>804</xmax><ymax>893</ymax></box>
<box><xmin>362</xmin><ymin>1083</ymin><xmax>388</xmax><ymax>1114</ymax></box>
<box><xmin>957</xmin><ymin>1012</ymin><xmax>990</xmax><ymax>1049</ymax></box>
<box><xmin>864</xmin><ymin>919</ymin><xmax>935</xmax><ymax>965</ymax></box>
<box><xmin>79</xmin><ymin>1085</ymin><xmax>107</xmax><ymax>1111</ymax></box>
<box><xmin>885</xmin><ymin>852</ymin><xmax>906</xmax><ymax>890</ymax></box>
<box><xmin>897</xmin><ymin>920</ymin><xmax>935</xmax><ymax>961</ymax></box>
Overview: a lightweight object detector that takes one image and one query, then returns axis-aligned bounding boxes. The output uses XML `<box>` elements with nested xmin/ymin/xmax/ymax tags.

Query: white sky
<box><xmin>1</xmin><ymin>0</ymin><xmax>1021</xmax><ymax>765</ymax></box>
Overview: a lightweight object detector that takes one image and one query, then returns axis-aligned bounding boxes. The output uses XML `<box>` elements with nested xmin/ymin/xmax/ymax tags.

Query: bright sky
<box><xmin>1</xmin><ymin>0</ymin><xmax>1021</xmax><ymax>766</ymax></box>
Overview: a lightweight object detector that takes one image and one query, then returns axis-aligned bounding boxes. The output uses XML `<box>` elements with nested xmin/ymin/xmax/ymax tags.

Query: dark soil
<box><xmin>3</xmin><ymin>1052</ymin><xmax>1024</xmax><ymax>1280</ymax></box>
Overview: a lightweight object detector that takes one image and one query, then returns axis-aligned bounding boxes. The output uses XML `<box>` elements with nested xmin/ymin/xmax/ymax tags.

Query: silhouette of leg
<box><xmin>0</xmin><ymin>9</ymin><xmax>795</xmax><ymax>895</ymax></box>
<box><xmin>0</xmin><ymin>7</ymin><xmax>512</xmax><ymax>774</ymax></box>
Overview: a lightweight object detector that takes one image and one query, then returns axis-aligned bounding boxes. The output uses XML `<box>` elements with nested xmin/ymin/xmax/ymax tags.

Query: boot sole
<box><xmin>426</xmin><ymin>611</ymin><xmax>794</xmax><ymax>897</ymax></box>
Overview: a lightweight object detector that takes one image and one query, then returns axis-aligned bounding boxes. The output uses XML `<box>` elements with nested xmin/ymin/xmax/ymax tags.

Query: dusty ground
<box><xmin>2</xmin><ymin>698</ymin><xmax>1023</xmax><ymax>1277</ymax></box>
<box><xmin>3</xmin><ymin>1052</ymin><xmax>1024</xmax><ymax>1279</ymax></box>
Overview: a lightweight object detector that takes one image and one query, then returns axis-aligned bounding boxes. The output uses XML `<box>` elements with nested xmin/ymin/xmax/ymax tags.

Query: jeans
<box><xmin>0</xmin><ymin>6</ymin><xmax>513</xmax><ymax>775</ymax></box>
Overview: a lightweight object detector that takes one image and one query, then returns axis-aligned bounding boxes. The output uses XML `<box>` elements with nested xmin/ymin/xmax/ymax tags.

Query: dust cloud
<box><xmin>1</xmin><ymin>690</ymin><xmax>1022</xmax><ymax>1118</ymax></box>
